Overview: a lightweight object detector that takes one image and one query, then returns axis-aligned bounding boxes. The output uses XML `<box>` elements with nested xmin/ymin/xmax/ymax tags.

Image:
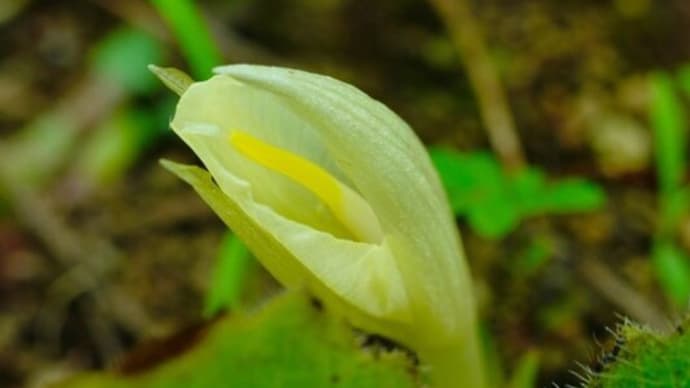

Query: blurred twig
<box><xmin>578</xmin><ymin>258</ymin><xmax>668</xmax><ymax>331</ymax></box>
<box><xmin>429</xmin><ymin>0</ymin><xmax>525</xmax><ymax>170</ymax></box>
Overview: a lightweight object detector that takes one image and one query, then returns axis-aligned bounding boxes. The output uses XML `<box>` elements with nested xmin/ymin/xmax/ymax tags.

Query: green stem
<box><xmin>151</xmin><ymin>0</ymin><xmax>222</xmax><ymax>79</ymax></box>
<box><xmin>420</xmin><ymin>328</ymin><xmax>486</xmax><ymax>388</ymax></box>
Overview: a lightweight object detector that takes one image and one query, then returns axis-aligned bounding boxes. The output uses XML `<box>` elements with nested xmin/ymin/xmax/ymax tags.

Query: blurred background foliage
<box><xmin>2</xmin><ymin>0</ymin><xmax>690</xmax><ymax>387</ymax></box>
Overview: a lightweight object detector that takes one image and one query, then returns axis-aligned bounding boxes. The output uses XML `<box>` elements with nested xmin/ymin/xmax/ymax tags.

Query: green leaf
<box><xmin>467</xmin><ymin>196</ymin><xmax>519</xmax><ymax>239</ymax></box>
<box><xmin>431</xmin><ymin>148</ymin><xmax>604</xmax><ymax>238</ymax></box>
<box><xmin>151</xmin><ymin>0</ymin><xmax>222</xmax><ymax>79</ymax></box>
<box><xmin>429</xmin><ymin>148</ymin><xmax>504</xmax><ymax>214</ymax></box>
<box><xmin>652</xmin><ymin>241</ymin><xmax>690</xmax><ymax>308</ymax></box>
<box><xmin>651</xmin><ymin>72</ymin><xmax>686</xmax><ymax>195</ymax></box>
<box><xmin>586</xmin><ymin>317</ymin><xmax>690</xmax><ymax>388</ymax></box>
<box><xmin>509</xmin><ymin>167</ymin><xmax>546</xmax><ymax>215</ymax></box>
<box><xmin>431</xmin><ymin>148</ymin><xmax>519</xmax><ymax>238</ymax></box>
<box><xmin>536</xmin><ymin>179</ymin><xmax>606</xmax><ymax>214</ymax></box>
<box><xmin>92</xmin><ymin>27</ymin><xmax>164</xmax><ymax>94</ymax></box>
<box><xmin>203</xmin><ymin>233</ymin><xmax>253</xmax><ymax>318</ymax></box>
<box><xmin>53</xmin><ymin>292</ymin><xmax>416</xmax><ymax>388</ymax></box>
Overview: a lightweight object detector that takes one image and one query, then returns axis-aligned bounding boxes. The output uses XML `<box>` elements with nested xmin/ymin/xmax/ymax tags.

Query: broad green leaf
<box><xmin>54</xmin><ymin>292</ymin><xmax>416</xmax><ymax>388</ymax></box>
<box><xmin>652</xmin><ymin>241</ymin><xmax>690</xmax><ymax>308</ymax></box>
<box><xmin>203</xmin><ymin>232</ymin><xmax>253</xmax><ymax>317</ymax></box>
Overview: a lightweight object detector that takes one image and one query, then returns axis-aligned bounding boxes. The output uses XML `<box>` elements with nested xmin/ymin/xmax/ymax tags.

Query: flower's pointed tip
<box><xmin>159</xmin><ymin>158</ymin><xmax>180</xmax><ymax>175</ymax></box>
<box><xmin>159</xmin><ymin>158</ymin><xmax>189</xmax><ymax>176</ymax></box>
<box><xmin>158</xmin><ymin>157</ymin><xmax>173</xmax><ymax>168</ymax></box>
<box><xmin>149</xmin><ymin>64</ymin><xmax>194</xmax><ymax>96</ymax></box>
<box><xmin>159</xmin><ymin>159</ymin><xmax>208</xmax><ymax>189</ymax></box>
<box><xmin>147</xmin><ymin>63</ymin><xmax>161</xmax><ymax>73</ymax></box>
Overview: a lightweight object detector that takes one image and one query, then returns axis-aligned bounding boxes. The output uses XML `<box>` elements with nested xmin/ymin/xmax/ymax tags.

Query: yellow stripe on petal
<box><xmin>229</xmin><ymin>131</ymin><xmax>383</xmax><ymax>243</ymax></box>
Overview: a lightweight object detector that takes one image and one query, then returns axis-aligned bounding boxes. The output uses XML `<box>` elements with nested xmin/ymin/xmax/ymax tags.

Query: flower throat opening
<box><xmin>229</xmin><ymin>131</ymin><xmax>383</xmax><ymax>244</ymax></box>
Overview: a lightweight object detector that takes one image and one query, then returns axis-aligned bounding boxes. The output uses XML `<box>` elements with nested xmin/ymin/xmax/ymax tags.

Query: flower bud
<box><xmin>152</xmin><ymin>64</ymin><xmax>484</xmax><ymax>387</ymax></box>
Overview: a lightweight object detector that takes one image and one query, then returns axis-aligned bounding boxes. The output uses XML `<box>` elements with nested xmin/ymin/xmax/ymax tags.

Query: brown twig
<box><xmin>578</xmin><ymin>258</ymin><xmax>668</xmax><ymax>331</ymax></box>
<box><xmin>428</xmin><ymin>0</ymin><xmax>525</xmax><ymax>170</ymax></box>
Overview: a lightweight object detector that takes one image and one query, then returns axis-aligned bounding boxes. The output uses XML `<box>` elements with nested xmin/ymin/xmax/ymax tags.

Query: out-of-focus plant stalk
<box><xmin>429</xmin><ymin>0</ymin><xmax>525</xmax><ymax>171</ymax></box>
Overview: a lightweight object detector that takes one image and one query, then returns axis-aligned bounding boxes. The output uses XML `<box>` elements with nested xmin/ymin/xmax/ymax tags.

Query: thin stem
<box><xmin>151</xmin><ymin>0</ymin><xmax>223</xmax><ymax>79</ymax></box>
<box><xmin>429</xmin><ymin>0</ymin><xmax>525</xmax><ymax>171</ymax></box>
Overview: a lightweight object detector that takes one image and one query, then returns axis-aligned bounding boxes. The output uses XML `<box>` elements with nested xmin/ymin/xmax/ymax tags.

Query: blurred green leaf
<box><xmin>507</xmin><ymin>350</ymin><xmax>540</xmax><ymax>388</ymax></box>
<box><xmin>652</xmin><ymin>241</ymin><xmax>690</xmax><ymax>308</ymax></box>
<box><xmin>92</xmin><ymin>28</ymin><xmax>164</xmax><ymax>94</ymax></box>
<box><xmin>651</xmin><ymin>72</ymin><xmax>686</xmax><ymax>195</ymax></box>
<box><xmin>151</xmin><ymin>0</ymin><xmax>222</xmax><ymax>79</ymax></box>
<box><xmin>537</xmin><ymin>179</ymin><xmax>606</xmax><ymax>214</ymax></box>
<box><xmin>204</xmin><ymin>233</ymin><xmax>253</xmax><ymax>318</ymax></box>
<box><xmin>511</xmin><ymin>168</ymin><xmax>545</xmax><ymax>199</ymax></box>
<box><xmin>74</xmin><ymin>110</ymin><xmax>143</xmax><ymax>185</ymax></box>
<box><xmin>73</xmin><ymin>102</ymin><xmax>171</xmax><ymax>185</ymax></box>
<box><xmin>510</xmin><ymin>167</ymin><xmax>546</xmax><ymax>215</ymax></box>
<box><xmin>54</xmin><ymin>292</ymin><xmax>416</xmax><ymax>388</ymax></box>
<box><xmin>467</xmin><ymin>197</ymin><xmax>519</xmax><ymax>239</ymax></box>
<box><xmin>431</xmin><ymin>148</ymin><xmax>605</xmax><ymax>239</ymax></box>
<box><xmin>429</xmin><ymin>148</ymin><xmax>504</xmax><ymax>213</ymax></box>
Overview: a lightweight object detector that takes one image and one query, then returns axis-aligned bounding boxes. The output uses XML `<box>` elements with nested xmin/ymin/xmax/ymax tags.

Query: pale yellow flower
<box><xmin>151</xmin><ymin>64</ymin><xmax>485</xmax><ymax>388</ymax></box>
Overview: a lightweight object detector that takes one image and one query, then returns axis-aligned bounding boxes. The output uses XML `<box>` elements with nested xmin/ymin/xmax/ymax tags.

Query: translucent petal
<box><xmin>161</xmin><ymin>160</ymin><xmax>411</xmax><ymax>324</ymax></box>
<box><xmin>213</xmin><ymin>65</ymin><xmax>474</xmax><ymax>342</ymax></box>
<box><xmin>171</xmin><ymin>75</ymin><xmax>354</xmax><ymax>239</ymax></box>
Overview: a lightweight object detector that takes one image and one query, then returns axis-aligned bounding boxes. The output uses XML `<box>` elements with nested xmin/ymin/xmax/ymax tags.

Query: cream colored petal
<box><xmin>171</xmin><ymin>75</ymin><xmax>354</xmax><ymax>239</ymax></box>
<box><xmin>213</xmin><ymin>65</ymin><xmax>474</xmax><ymax>343</ymax></box>
<box><xmin>161</xmin><ymin>160</ymin><xmax>411</xmax><ymax>324</ymax></box>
